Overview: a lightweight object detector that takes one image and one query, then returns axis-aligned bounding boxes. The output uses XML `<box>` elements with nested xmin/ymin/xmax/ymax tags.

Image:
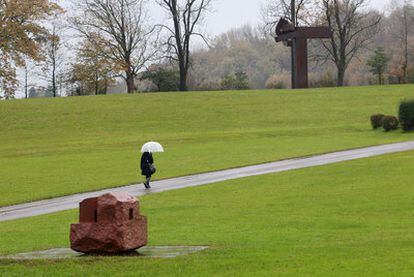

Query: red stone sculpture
<box><xmin>70</xmin><ymin>192</ymin><xmax>148</xmax><ymax>254</ymax></box>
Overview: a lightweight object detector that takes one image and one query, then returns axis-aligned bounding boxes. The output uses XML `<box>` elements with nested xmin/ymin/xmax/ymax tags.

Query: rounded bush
<box><xmin>370</xmin><ymin>114</ymin><xmax>385</xmax><ymax>129</ymax></box>
<box><xmin>399</xmin><ymin>100</ymin><xmax>414</xmax><ymax>131</ymax></box>
<box><xmin>382</xmin><ymin>115</ymin><xmax>399</xmax><ymax>132</ymax></box>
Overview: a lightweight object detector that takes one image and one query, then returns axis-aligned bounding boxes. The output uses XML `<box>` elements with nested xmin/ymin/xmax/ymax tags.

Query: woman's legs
<box><xmin>144</xmin><ymin>175</ymin><xmax>152</xmax><ymax>189</ymax></box>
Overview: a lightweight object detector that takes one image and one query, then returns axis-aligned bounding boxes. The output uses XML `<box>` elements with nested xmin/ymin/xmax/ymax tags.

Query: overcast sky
<box><xmin>63</xmin><ymin>0</ymin><xmax>390</xmax><ymax>37</ymax></box>
<box><xmin>201</xmin><ymin>0</ymin><xmax>388</xmax><ymax>35</ymax></box>
<box><xmin>147</xmin><ymin>0</ymin><xmax>390</xmax><ymax>36</ymax></box>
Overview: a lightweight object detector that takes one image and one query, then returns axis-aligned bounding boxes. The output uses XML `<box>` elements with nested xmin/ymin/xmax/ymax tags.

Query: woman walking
<box><xmin>140</xmin><ymin>141</ymin><xmax>164</xmax><ymax>189</ymax></box>
<box><xmin>141</xmin><ymin>151</ymin><xmax>155</xmax><ymax>189</ymax></box>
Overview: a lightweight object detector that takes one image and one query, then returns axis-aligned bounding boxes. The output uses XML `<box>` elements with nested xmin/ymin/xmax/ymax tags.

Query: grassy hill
<box><xmin>1</xmin><ymin>85</ymin><xmax>414</xmax><ymax>206</ymax></box>
<box><xmin>0</xmin><ymin>151</ymin><xmax>413</xmax><ymax>275</ymax></box>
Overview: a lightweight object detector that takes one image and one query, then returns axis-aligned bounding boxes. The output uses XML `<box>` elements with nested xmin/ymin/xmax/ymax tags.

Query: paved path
<box><xmin>1</xmin><ymin>141</ymin><xmax>414</xmax><ymax>222</ymax></box>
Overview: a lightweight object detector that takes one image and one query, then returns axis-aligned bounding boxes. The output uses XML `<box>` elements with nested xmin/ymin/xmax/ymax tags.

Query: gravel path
<box><xmin>1</xmin><ymin>141</ymin><xmax>414</xmax><ymax>222</ymax></box>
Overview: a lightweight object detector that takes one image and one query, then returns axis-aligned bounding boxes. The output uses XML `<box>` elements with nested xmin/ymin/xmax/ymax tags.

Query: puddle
<box><xmin>2</xmin><ymin>246</ymin><xmax>208</xmax><ymax>260</ymax></box>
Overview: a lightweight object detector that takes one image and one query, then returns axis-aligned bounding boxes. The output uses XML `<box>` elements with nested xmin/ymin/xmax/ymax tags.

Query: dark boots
<box><xmin>144</xmin><ymin>177</ymin><xmax>151</xmax><ymax>189</ymax></box>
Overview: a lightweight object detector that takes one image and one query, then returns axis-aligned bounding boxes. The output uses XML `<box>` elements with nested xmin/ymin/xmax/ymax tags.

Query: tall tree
<box><xmin>389</xmin><ymin>1</ymin><xmax>414</xmax><ymax>83</ymax></box>
<box><xmin>402</xmin><ymin>1</ymin><xmax>410</xmax><ymax>83</ymax></box>
<box><xmin>319</xmin><ymin>0</ymin><xmax>381</xmax><ymax>86</ymax></box>
<box><xmin>41</xmin><ymin>20</ymin><xmax>66</xmax><ymax>97</ymax></box>
<box><xmin>22</xmin><ymin>61</ymin><xmax>37</xmax><ymax>99</ymax></box>
<box><xmin>367</xmin><ymin>47</ymin><xmax>389</xmax><ymax>85</ymax></box>
<box><xmin>156</xmin><ymin>0</ymin><xmax>212</xmax><ymax>91</ymax></box>
<box><xmin>69</xmin><ymin>39</ymin><xmax>115</xmax><ymax>96</ymax></box>
<box><xmin>23</xmin><ymin>64</ymin><xmax>29</xmax><ymax>99</ymax></box>
<box><xmin>74</xmin><ymin>0</ymin><xmax>158</xmax><ymax>94</ymax></box>
<box><xmin>0</xmin><ymin>0</ymin><xmax>61</xmax><ymax>98</ymax></box>
<box><xmin>401</xmin><ymin>0</ymin><xmax>413</xmax><ymax>83</ymax></box>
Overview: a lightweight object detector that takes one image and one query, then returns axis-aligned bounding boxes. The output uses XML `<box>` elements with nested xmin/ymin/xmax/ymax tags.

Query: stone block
<box><xmin>70</xmin><ymin>192</ymin><xmax>147</xmax><ymax>254</ymax></box>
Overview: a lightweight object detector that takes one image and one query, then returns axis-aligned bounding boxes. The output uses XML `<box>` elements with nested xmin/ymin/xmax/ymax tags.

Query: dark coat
<box><xmin>141</xmin><ymin>152</ymin><xmax>154</xmax><ymax>176</ymax></box>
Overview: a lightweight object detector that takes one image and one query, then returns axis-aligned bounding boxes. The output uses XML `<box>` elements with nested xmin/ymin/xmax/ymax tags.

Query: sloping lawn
<box><xmin>1</xmin><ymin>85</ymin><xmax>414</xmax><ymax>206</ymax></box>
<box><xmin>0</xmin><ymin>151</ymin><xmax>413</xmax><ymax>276</ymax></box>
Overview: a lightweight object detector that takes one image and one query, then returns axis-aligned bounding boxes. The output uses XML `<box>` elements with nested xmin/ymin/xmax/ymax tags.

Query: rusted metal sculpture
<box><xmin>275</xmin><ymin>18</ymin><xmax>333</xmax><ymax>89</ymax></box>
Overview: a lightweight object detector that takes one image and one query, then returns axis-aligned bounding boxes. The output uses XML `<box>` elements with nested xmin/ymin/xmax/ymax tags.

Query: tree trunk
<box><xmin>337</xmin><ymin>68</ymin><xmax>345</xmax><ymax>87</ymax></box>
<box><xmin>51</xmin><ymin>31</ymin><xmax>57</xmax><ymax>98</ymax></box>
<box><xmin>156</xmin><ymin>80</ymin><xmax>161</xmax><ymax>92</ymax></box>
<box><xmin>95</xmin><ymin>69</ymin><xmax>99</xmax><ymax>95</ymax></box>
<box><xmin>52</xmin><ymin>66</ymin><xmax>56</xmax><ymax>97</ymax></box>
<box><xmin>291</xmin><ymin>0</ymin><xmax>296</xmax><ymax>26</ymax></box>
<box><xmin>104</xmin><ymin>79</ymin><xmax>108</xmax><ymax>95</ymax></box>
<box><xmin>403</xmin><ymin>6</ymin><xmax>409</xmax><ymax>83</ymax></box>
<box><xmin>24</xmin><ymin>67</ymin><xmax>28</xmax><ymax>99</ymax></box>
<box><xmin>126</xmin><ymin>70</ymin><xmax>135</xmax><ymax>94</ymax></box>
<box><xmin>95</xmin><ymin>79</ymin><xmax>99</xmax><ymax>95</ymax></box>
<box><xmin>179</xmin><ymin>63</ymin><xmax>187</xmax><ymax>91</ymax></box>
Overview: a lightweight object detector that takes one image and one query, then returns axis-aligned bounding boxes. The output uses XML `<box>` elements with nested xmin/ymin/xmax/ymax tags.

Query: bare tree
<box><xmin>390</xmin><ymin>0</ymin><xmax>414</xmax><ymax>83</ymax></box>
<box><xmin>22</xmin><ymin>61</ymin><xmax>37</xmax><ymax>99</ymax></box>
<box><xmin>318</xmin><ymin>0</ymin><xmax>381</xmax><ymax>86</ymax></box>
<box><xmin>74</xmin><ymin>0</ymin><xmax>158</xmax><ymax>94</ymax></box>
<box><xmin>42</xmin><ymin>21</ymin><xmax>66</xmax><ymax>97</ymax></box>
<box><xmin>156</xmin><ymin>0</ymin><xmax>212</xmax><ymax>91</ymax></box>
<box><xmin>261</xmin><ymin>0</ymin><xmax>313</xmax><ymax>34</ymax></box>
<box><xmin>24</xmin><ymin>64</ymin><xmax>29</xmax><ymax>99</ymax></box>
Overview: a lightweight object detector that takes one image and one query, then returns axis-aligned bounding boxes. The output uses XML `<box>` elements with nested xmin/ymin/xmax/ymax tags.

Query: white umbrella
<box><xmin>141</xmin><ymin>141</ymin><xmax>164</xmax><ymax>153</ymax></box>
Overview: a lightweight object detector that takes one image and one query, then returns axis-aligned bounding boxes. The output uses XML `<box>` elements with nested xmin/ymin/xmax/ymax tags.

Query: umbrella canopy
<box><xmin>141</xmin><ymin>141</ymin><xmax>164</xmax><ymax>153</ymax></box>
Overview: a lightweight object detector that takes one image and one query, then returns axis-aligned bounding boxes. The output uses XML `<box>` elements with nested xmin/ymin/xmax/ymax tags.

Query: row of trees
<box><xmin>0</xmin><ymin>0</ymin><xmax>213</xmax><ymax>99</ymax></box>
<box><xmin>69</xmin><ymin>0</ymin><xmax>214</xmax><ymax>95</ymax></box>
<box><xmin>1</xmin><ymin>0</ymin><xmax>413</xmax><ymax>98</ymax></box>
<box><xmin>0</xmin><ymin>0</ymin><xmax>62</xmax><ymax>99</ymax></box>
<box><xmin>191</xmin><ymin>0</ymin><xmax>414</xmax><ymax>90</ymax></box>
<box><xmin>262</xmin><ymin>0</ymin><xmax>382</xmax><ymax>87</ymax></box>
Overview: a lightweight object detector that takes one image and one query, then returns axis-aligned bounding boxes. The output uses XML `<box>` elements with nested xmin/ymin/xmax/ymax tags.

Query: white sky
<box><xmin>207</xmin><ymin>0</ymin><xmax>390</xmax><ymax>35</ymax></box>
<box><xmin>63</xmin><ymin>0</ymin><xmax>390</xmax><ymax>37</ymax></box>
<box><xmin>147</xmin><ymin>0</ymin><xmax>390</xmax><ymax>36</ymax></box>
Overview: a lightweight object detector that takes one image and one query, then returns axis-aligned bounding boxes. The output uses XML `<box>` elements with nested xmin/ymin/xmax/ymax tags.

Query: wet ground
<box><xmin>1</xmin><ymin>246</ymin><xmax>209</xmax><ymax>260</ymax></box>
<box><xmin>2</xmin><ymin>141</ymin><xmax>414</xmax><ymax>222</ymax></box>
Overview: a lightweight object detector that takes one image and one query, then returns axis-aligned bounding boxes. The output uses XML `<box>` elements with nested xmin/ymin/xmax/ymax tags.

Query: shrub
<box><xmin>309</xmin><ymin>71</ymin><xmax>336</xmax><ymax>88</ymax></box>
<box><xmin>265</xmin><ymin>72</ymin><xmax>290</xmax><ymax>89</ymax></box>
<box><xmin>370</xmin><ymin>114</ymin><xmax>385</xmax><ymax>129</ymax></box>
<box><xmin>399</xmin><ymin>100</ymin><xmax>414</xmax><ymax>131</ymax></box>
<box><xmin>220</xmin><ymin>70</ymin><xmax>250</xmax><ymax>90</ymax></box>
<box><xmin>382</xmin><ymin>115</ymin><xmax>399</xmax><ymax>132</ymax></box>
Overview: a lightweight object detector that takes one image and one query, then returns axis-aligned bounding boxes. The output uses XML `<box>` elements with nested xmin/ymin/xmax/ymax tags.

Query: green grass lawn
<box><xmin>0</xmin><ymin>151</ymin><xmax>413</xmax><ymax>276</ymax></box>
<box><xmin>1</xmin><ymin>85</ymin><xmax>414</xmax><ymax>206</ymax></box>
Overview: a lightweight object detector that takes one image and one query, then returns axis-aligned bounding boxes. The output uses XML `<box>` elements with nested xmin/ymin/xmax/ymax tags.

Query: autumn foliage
<box><xmin>0</xmin><ymin>0</ymin><xmax>61</xmax><ymax>98</ymax></box>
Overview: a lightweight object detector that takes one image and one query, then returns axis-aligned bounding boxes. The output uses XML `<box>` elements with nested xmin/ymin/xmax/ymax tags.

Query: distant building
<box><xmin>107</xmin><ymin>80</ymin><xmax>128</xmax><ymax>95</ymax></box>
<box><xmin>29</xmin><ymin>87</ymin><xmax>44</xmax><ymax>98</ymax></box>
<box><xmin>28</xmin><ymin>86</ymin><xmax>54</xmax><ymax>98</ymax></box>
<box><xmin>107</xmin><ymin>76</ymin><xmax>156</xmax><ymax>94</ymax></box>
